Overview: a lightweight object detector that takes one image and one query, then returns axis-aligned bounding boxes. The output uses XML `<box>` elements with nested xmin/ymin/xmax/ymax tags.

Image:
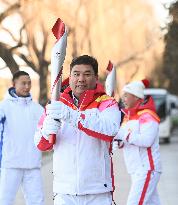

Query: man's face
<box><xmin>69</xmin><ymin>64</ymin><xmax>98</xmax><ymax>98</ymax></box>
<box><xmin>13</xmin><ymin>75</ymin><xmax>31</xmax><ymax>97</ymax></box>
<box><xmin>122</xmin><ymin>92</ymin><xmax>139</xmax><ymax>109</ymax></box>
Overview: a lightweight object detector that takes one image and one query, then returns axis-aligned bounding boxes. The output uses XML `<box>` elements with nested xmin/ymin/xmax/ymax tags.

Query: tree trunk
<box><xmin>38</xmin><ymin>63</ymin><xmax>49</xmax><ymax>107</ymax></box>
<box><xmin>0</xmin><ymin>43</ymin><xmax>19</xmax><ymax>74</ymax></box>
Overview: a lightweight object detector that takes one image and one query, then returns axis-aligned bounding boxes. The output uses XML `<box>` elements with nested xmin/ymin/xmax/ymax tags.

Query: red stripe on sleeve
<box><xmin>147</xmin><ymin>147</ymin><xmax>155</xmax><ymax>170</ymax></box>
<box><xmin>78</xmin><ymin>122</ymin><xmax>113</xmax><ymax>142</ymax></box>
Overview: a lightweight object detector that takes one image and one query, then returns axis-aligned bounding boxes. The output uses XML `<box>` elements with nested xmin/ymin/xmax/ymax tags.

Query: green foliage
<box><xmin>162</xmin><ymin>1</ymin><xmax>178</xmax><ymax>95</ymax></box>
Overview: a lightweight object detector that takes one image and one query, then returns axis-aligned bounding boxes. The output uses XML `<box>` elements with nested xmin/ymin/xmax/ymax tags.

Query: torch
<box><xmin>49</xmin><ymin>18</ymin><xmax>67</xmax><ymax>144</ymax></box>
<box><xmin>105</xmin><ymin>61</ymin><xmax>116</xmax><ymax>97</ymax></box>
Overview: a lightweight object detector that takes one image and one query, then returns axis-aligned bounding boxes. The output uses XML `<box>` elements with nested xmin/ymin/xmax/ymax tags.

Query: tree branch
<box><xmin>16</xmin><ymin>52</ymin><xmax>37</xmax><ymax>72</ymax></box>
<box><xmin>0</xmin><ymin>42</ymin><xmax>19</xmax><ymax>74</ymax></box>
<box><xmin>115</xmin><ymin>54</ymin><xmax>143</xmax><ymax>68</ymax></box>
<box><xmin>41</xmin><ymin>23</ymin><xmax>49</xmax><ymax>59</ymax></box>
<box><xmin>0</xmin><ymin>2</ymin><xmax>20</xmax><ymax>23</ymax></box>
<box><xmin>115</xmin><ymin>35</ymin><xmax>163</xmax><ymax>68</ymax></box>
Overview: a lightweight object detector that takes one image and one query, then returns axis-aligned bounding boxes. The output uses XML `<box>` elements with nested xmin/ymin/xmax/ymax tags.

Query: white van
<box><xmin>144</xmin><ymin>88</ymin><xmax>177</xmax><ymax>143</ymax></box>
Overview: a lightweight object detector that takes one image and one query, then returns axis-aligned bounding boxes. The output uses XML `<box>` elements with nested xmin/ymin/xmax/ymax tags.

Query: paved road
<box><xmin>15</xmin><ymin>131</ymin><xmax>178</xmax><ymax>205</ymax></box>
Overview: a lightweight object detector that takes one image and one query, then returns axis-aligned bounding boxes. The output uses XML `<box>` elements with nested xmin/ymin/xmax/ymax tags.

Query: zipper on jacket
<box><xmin>76</xmin><ymin>93</ymin><xmax>87</xmax><ymax>194</ymax></box>
<box><xmin>103</xmin><ymin>143</ymin><xmax>107</xmax><ymax>188</ymax></box>
<box><xmin>76</xmin><ymin>128</ymin><xmax>80</xmax><ymax>194</ymax></box>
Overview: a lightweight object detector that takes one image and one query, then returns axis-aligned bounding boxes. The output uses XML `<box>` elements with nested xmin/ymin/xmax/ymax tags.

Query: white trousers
<box><xmin>0</xmin><ymin>168</ymin><xmax>44</xmax><ymax>205</ymax></box>
<box><xmin>127</xmin><ymin>170</ymin><xmax>161</xmax><ymax>205</ymax></box>
<box><xmin>54</xmin><ymin>192</ymin><xmax>112</xmax><ymax>205</ymax></box>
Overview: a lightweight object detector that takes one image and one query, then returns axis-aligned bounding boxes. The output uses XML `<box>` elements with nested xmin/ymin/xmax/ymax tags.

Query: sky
<box><xmin>148</xmin><ymin>0</ymin><xmax>176</xmax><ymax>25</ymax></box>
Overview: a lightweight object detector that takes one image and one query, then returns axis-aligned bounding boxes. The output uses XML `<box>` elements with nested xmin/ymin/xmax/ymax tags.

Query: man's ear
<box><xmin>12</xmin><ymin>81</ymin><xmax>15</xmax><ymax>87</ymax></box>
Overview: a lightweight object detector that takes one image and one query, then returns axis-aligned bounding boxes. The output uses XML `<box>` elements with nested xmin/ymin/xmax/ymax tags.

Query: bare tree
<box><xmin>0</xmin><ymin>2</ymin><xmax>21</xmax><ymax>74</ymax></box>
<box><xmin>0</xmin><ymin>2</ymin><xmax>20</xmax><ymax>23</ymax></box>
<box><xmin>0</xmin><ymin>1</ymin><xmax>50</xmax><ymax>106</ymax></box>
<box><xmin>13</xmin><ymin>21</ymin><xmax>50</xmax><ymax>106</ymax></box>
<box><xmin>0</xmin><ymin>0</ymin><xmax>164</xmax><ymax>103</ymax></box>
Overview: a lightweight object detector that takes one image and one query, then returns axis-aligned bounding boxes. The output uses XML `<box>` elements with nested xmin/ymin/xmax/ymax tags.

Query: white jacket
<box><xmin>35</xmin><ymin>85</ymin><xmax>121</xmax><ymax>195</ymax></box>
<box><xmin>116</xmin><ymin>108</ymin><xmax>162</xmax><ymax>174</ymax></box>
<box><xmin>0</xmin><ymin>88</ymin><xmax>44</xmax><ymax>169</ymax></box>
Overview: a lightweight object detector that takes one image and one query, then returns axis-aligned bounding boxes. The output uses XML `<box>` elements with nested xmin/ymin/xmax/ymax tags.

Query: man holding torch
<box><xmin>34</xmin><ymin>17</ymin><xmax>121</xmax><ymax>205</ymax></box>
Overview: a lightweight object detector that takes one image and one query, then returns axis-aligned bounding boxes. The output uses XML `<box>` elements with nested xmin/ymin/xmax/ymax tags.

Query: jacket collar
<box><xmin>5</xmin><ymin>87</ymin><xmax>32</xmax><ymax>105</ymax></box>
<box><xmin>61</xmin><ymin>83</ymin><xmax>106</xmax><ymax>109</ymax></box>
<box><xmin>122</xmin><ymin>96</ymin><xmax>156</xmax><ymax>118</ymax></box>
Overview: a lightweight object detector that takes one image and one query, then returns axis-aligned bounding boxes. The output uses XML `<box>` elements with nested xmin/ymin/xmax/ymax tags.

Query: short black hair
<box><xmin>12</xmin><ymin>71</ymin><xmax>30</xmax><ymax>82</ymax></box>
<box><xmin>70</xmin><ymin>55</ymin><xmax>98</xmax><ymax>75</ymax></box>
